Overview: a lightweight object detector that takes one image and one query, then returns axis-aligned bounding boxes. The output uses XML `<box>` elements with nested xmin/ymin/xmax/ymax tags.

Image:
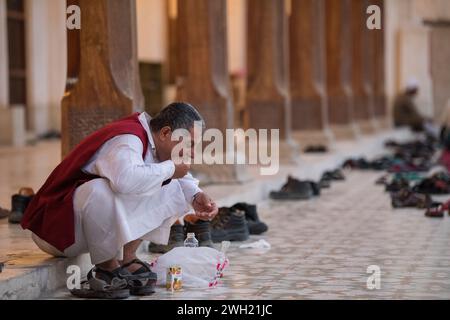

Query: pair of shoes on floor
<box><xmin>391</xmin><ymin>189</ymin><xmax>433</xmax><ymax>209</ymax></box>
<box><xmin>148</xmin><ymin>220</ymin><xmax>214</xmax><ymax>254</ymax></box>
<box><xmin>425</xmin><ymin>200</ymin><xmax>450</xmax><ymax>218</ymax></box>
<box><xmin>210</xmin><ymin>202</ymin><xmax>268</xmax><ymax>242</ymax></box>
<box><xmin>210</xmin><ymin>206</ymin><xmax>250</xmax><ymax>243</ymax></box>
<box><xmin>388</xmin><ymin>139</ymin><xmax>437</xmax><ymax>158</ymax></box>
<box><xmin>375</xmin><ymin>174</ymin><xmax>390</xmax><ymax>185</ymax></box>
<box><xmin>230</xmin><ymin>202</ymin><xmax>268</xmax><ymax>235</ymax></box>
<box><xmin>385</xmin><ymin>178</ymin><xmax>410</xmax><ymax>193</ymax></box>
<box><xmin>412</xmin><ymin>174</ymin><xmax>450</xmax><ymax>195</ymax></box>
<box><xmin>269</xmin><ymin>176</ymin><xmax>320</xmax><ymax>200</ymax></box>
<box><xmin>321</xmin><ymin>169</ymin><xmax>345</xmax><ymax>181</ymax></box>
<box><xmin>303</xmin><ymin>145</ymin><xmax>328</xmax><ymax>153</ymax></box>
<box><xmin>318</xmin><ymin>169</ymin><xmax>345</xmax><ymax>189</ymax></box>
<box><xmin>8</xmin><ymin>187</ymin><xmax>35</xmax><ymax>224</ymax></box>
<box><xmin>343</xmin><ymin>157</ymin><xmax>395</xmax><ymax>171</ymax></box>
<box><xmin>149</xmin><ymin>202</ymin><xmax>267</xmax><ymax>251</ymax></box>
<box><xmin>370</xmin><ymin>156</ymin><xmax>395</xmax><ymax>171</ymax></box>
<box><xmin>342</xmin><ymin>158</ymin><xmax>371</xmax><ymax>170</ymax></box>
<box><xmin>377</xmin><ymin>172</ymin><xmax>423</xmax><ymax>188</ymax></box>
<box><xmin>387</xmin><ymin>162</ymin><xmax>430</xmax><ymax>174</ymax></box>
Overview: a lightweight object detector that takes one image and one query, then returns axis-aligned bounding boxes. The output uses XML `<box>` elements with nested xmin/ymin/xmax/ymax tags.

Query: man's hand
<box><xmin>192</xmin><ymin>192</ymin><xmax>218</xmax><ymax>220</ymax></box>
<box><xmin>171</xmin><ymin>162</ymin><xmax>191</xmax><ymax>179</ymax></box>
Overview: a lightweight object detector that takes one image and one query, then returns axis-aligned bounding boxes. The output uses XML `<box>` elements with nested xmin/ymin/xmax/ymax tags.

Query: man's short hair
<box><xmin>150</xmin><ymin>102</ymin><xmax>205</xmax><ymax>132</ymax></box>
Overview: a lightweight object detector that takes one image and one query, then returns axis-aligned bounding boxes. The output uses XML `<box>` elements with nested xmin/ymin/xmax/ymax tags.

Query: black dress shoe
<box><xmin>231</xmin><ymin>202</ymin><xmax>268</xmax><ymax>235</ymax></box>
<box><xmin>322</xmin><ymin>169</ymin><xmax>345</xmax><ymax>181</ymax></box>
<box><xmin>304</xmin><ymin>145</ymin><xmax>328</xmax><ymax>153</ymax></box>
<box><xmin>8</xmin><ymin>194</ymin><xmax>33</xmax><ymax>224</ymax></box>
<box><xmin>270</xmin><ymin>176</ymin><xmax>314</xmax><ymax>200</ymax></box>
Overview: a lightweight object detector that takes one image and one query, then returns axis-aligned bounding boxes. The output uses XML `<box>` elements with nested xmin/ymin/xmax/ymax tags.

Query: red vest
<box><xmin>21</xmin><ymin>113</ymin><xmax>149</xmax><ymax>252</ymax></box>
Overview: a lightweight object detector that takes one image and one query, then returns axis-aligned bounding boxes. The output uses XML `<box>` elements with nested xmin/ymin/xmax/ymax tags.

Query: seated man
<box><xmin>21</xmin><ymin>102</ymin><xmax>218</xmax><ymax>298</ymax></box>
<box><xmin>393</xmin><ymin>79</ymin><xmax>425</xmax><ymax>132</ymax></box>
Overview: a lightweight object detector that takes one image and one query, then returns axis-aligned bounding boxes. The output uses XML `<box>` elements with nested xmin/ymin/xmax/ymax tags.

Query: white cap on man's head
<box><xmin>406</xmin><ymin>78</ymin><xmax>419</xmax><ymax>90</ymax></box>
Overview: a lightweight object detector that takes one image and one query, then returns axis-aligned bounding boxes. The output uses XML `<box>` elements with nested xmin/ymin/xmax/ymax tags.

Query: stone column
<box><xmin>61</xmin><ymin>0</ymin><xmax>144</xmax><ymax>156</ymax></box>
<box><xmin>47</xmin><ymin>0</ymin><xmax>67</xmax><ymax>132</ymax></box>
<box><xmin>351</xmin><ymin>0</ymin><xmax>378</xmax><ymax>133</ymax></box>
<box><xmin>65</xmin><ymin>0</ymin><xmax>80</xmax><ymax>93</ymax></box>
<box><xmin>372</xmin><ymin>0</ymin><xmax>387</xmax><ymax>126</ymax></box>
<box><xmin>0</xmin><ymin>0</ymin><xmax>25</xmax><ymax>146</ymax></box>
<box><xmin>176</xmin><ymin>0</ymin><xmax>247</xmax><ymax>184</ymax></box>
<box><xmin>0</xmin><ymin>0</ymin><xmax>7</xmax><ymax>110</ymax></box>
<box><xmin>246</xmin><ymin>0</ymin><xmax>298</xmax><ymax>162</ymax></box>
<box><xmin>325</xmin><ymin>0</ymin><xmax>359</xmax><ymax>139</ymax></box>
<box><xmin>26</xmin><ymin>0</ymin><xmax>50</xmax><ymax>136</ymax></box>
<box><xmin>0</xmin><ymin>0</ymin><xmax>10</xmax><ymax>145</ymax></box>
<box><xmin>429</xmin><ymin>22</ymin><xmax>450</xmax><ymax>124</ymax></box>
<box><xmin>176</xmin><ymin>0</ymin><xmax>232</xmax><ymax>135</ymax></box>
<box><xmin>289</xmin><ymin>0</ymin><xmax>333</xmax><ymax>147</ymax></box>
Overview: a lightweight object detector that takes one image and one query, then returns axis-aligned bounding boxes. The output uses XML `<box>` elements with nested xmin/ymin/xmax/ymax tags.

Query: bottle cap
<box><xmin>187</xmin><ymin>232</ymin><xmax>195</xmax><ymax>237</ymax></box>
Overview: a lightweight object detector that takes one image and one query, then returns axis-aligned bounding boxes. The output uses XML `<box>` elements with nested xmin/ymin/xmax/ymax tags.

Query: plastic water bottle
<box><xmin>184</xmin><ymin>232</ymin><xmax>199</xmax><ymax>247</ymax></box>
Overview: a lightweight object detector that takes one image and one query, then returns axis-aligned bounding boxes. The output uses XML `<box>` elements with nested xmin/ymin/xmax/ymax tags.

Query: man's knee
<box><xmin>75</xmin><ymin>178</ymin><xmax>114</xmax><ymax>212</ymax></box>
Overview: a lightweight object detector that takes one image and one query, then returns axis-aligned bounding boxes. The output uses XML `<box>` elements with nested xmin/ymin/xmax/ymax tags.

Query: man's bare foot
<box><xmin>122</xmin><ymin>239</ymin><xmax>143</xmax><ymax>273</ymax></box>
<box><xmin>96</xmin><ymin>259</ymin><xmax>121</xmax><ymax>272</ymax></box>
<box><xmin>121</xmin><ymin>256</ymin><xmax>142</xmax><ymax>273</ymax></box>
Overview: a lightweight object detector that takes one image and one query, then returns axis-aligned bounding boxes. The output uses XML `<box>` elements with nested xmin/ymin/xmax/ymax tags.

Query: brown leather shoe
<box><xmin>391</xmin><ymin>189</ymin><xmax>432</xmax><ymax>209</ymax></box>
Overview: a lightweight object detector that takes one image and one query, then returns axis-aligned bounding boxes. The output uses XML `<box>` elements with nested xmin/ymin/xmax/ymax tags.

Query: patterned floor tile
<box><xmin>46</xmin><ymin>171</ymin><xmax>450</xmax><ymax>299</ymax></box>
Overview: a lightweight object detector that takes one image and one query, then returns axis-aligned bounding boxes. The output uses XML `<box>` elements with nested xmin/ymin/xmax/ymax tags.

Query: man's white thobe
<box><xmin>32</xmin><ymin>112</ymin><xmax>201</xmax><ymax>264</ymax></box>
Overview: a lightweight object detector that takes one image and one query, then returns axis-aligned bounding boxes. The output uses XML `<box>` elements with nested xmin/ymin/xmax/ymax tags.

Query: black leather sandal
<box><xmin>121</xmin><ymin>259</ymin><xmax>157</xmax><ymax>296</ymax></box>
<box><xmin>70</xmin><ymin>267</ymin><xmax>130</xmax><ymax>299</ymax></box>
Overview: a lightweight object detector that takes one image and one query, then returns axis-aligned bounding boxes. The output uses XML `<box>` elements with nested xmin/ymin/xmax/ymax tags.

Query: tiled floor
<box><xmin>3</xmin><ymin>136</ymin><xmax>450</xmax><ymax>299</ymax></box>
<box><xmin>48</xmin><ymin>171</ymin><xmax>450</xmax><ymax>300</ymax></box>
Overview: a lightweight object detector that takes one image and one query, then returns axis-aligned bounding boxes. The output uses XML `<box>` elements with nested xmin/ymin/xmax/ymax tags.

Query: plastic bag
<box><xmin>239</xmin><ymin>239</ymin><xmax>271</xmax><ymax>249</ymax></box>
<box><xmin>150</xmin><ymin>245</ymin><xmax>229</xmax><ymax>288</ymax></box>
